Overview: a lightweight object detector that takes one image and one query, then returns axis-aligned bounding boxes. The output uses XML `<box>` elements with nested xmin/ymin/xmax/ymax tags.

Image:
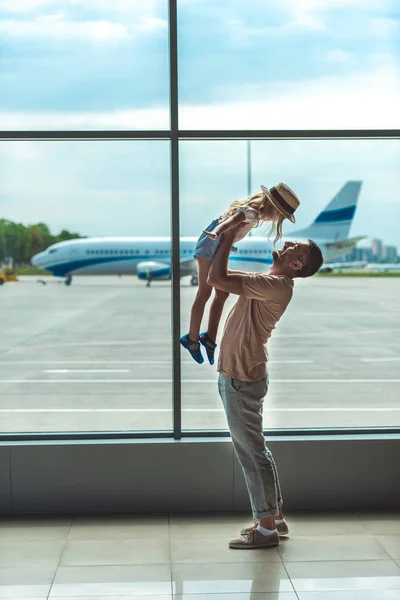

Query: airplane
<box><xmin>320</xmin><ymin>262</ymin><xmax>400</xmax><ymax>273</ymax></box>
<box><xmin>31</xmin><ymin>181</ymin><xmax>364</xmax><ymax>286</ymax></box>
<box><xmin>365</xmin><ymin>263</ymin><xmax>400</xmax><ymax>272</ymax></box>
<box><xmin>319</xmin><ymin>261</ymin><xmax>367</xmax><ymax>273</ymax></box>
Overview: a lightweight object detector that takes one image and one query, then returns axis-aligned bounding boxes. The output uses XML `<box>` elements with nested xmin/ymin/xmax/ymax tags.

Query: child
<box><xmin>180</xmin><ymin>183</ymin><xmax>300</xmax><ymax>364</ymax></box>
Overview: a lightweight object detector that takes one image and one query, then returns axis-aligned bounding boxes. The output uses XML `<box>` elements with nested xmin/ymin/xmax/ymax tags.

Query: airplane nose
<box><xmin>31</xmin><ymin>251</ymin><xmax>44</xmax><ymax>266</ymax></box>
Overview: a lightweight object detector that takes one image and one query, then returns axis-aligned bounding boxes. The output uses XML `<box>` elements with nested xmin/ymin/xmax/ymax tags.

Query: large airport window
<box><xmin>177</xmin><ymin>2</ymin><xmax>399</xmax><ymax>129</ymax></box>
<box><xmin>179</xmin><ymin>139</ymin><xmax>400</xmax><ymax>431</ymax></box>
<box><xmin>0</xmin><ymin>140</ymin><xmax>172</xmax><ymax>434</ymax></box>
<box><xmin>0</xmin><ymin>1</ymin><xmax>169</xmax><ymax>130</ymax></box>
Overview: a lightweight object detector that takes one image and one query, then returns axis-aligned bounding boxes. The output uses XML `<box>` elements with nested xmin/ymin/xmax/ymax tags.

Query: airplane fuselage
<box><xmin>31</xmin><ymin>235</ymin><xmax>342</xmax><ymax>279</ymax></box>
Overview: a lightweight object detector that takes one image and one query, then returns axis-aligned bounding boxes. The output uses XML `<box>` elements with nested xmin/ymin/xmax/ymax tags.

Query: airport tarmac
<box><xmin>1</xmin><ymin>275</ymin><xmax>400</xmax><ymax>433</ymax></box>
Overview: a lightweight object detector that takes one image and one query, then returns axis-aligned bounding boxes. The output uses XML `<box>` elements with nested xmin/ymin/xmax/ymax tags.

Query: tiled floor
<box><xmin>0</xmin><ymin>510</ymin><xmax>399</xmax><ymax>599</ymax></box>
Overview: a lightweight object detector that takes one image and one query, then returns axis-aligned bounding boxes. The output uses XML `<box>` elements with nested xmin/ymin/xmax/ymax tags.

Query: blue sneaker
<box><xmin>180</xmin><ymin>334</ymin><xmax>204</xmax><ymax>364</ymax></box>
<box><xmin>199</xmin><ymin>332</ymin><xmax>217</xmax><ymax>365</ymax></box>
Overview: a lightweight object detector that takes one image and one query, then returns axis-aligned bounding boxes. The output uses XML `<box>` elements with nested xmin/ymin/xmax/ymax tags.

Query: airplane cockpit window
<box><xmin>49</xmin><ymin>249</ymin><xmax>58</xmax><ymax>254</ymax></box>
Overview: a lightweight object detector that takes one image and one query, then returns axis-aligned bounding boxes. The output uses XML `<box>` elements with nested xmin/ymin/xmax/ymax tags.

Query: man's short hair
<box><xmin>297</xmin><ymin>239</ymin><xmax>324</xmax><ymax>278</ymax></box>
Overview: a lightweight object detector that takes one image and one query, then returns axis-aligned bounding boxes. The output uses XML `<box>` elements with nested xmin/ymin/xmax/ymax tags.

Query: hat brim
<box><xmin>261</xmin><ymin>185</ymin><xmax>296</xmax><ymax>224</ymax></box>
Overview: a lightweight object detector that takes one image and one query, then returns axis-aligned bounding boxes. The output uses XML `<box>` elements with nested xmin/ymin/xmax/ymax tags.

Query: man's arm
<box><xmin>228</xmin><ymin>269</ymin><xmax>248</xmax><ymax>275</ymax></box>
<box><xmin>208</xmin><ymin>229</ymin><xmax>247</xmax><ymax>295</ymax></box>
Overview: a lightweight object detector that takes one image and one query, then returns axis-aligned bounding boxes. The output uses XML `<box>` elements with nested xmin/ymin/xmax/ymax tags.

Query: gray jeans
<box><xmin>218</xmin><ymin>372</ymin><xmax>283</xmax><ymax>519</ymax></box>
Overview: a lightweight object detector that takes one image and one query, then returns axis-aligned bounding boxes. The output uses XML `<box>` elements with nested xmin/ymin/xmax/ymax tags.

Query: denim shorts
<box><xmin>194</xmin><ymin>218</ymin><xmax>222</xmax><ymax>261</ymax></box>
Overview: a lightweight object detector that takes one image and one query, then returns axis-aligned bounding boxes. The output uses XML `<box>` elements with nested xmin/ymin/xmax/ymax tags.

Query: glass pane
<box><xmin>178</xmin><ymin>2</ymin><xmax>400</xmax><ymax>129</ymax></box>
<box><xmin>0</xmin><ymin>2</ymin><xmax>169</xmax><ymax>130</ymax></box>
<box><xmin>180</xmin><ymin>139</ymin><xmax>400</xmax><ymax>430</ymax></box>
<box><xmin>0</xmin><ymin>140</ymin><xmax>171</xmax><ymax>433</ymax></box>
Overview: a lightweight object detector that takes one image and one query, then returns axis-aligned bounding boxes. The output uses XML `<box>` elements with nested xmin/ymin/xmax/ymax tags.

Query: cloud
<box><xmin>0</xmin><ymin>65</ymin><xmax>399</xmax><ymax>130</ymax></box>
<box><xmin>0</xmin><ymin>0</ymin><xmax>167</xmax><ymax>40</ymax></box>
<box><xmin>0</xmin><ymin>0</ymin><xmax>52</xmax><ymax>11</ymax></box>
<box><xmin>227</xmin><ymin>13</ymin><xmax>325</xmax><ymax>38</ymax></box>
<box><xmin>367</xmin><ymin>17</ymin><xmax>399</xmax><ymax>37</ymax></box>
<box><xmin>0</xmin><ymin>11</ymin><xmax>167</xmax><ymax>42</ymax></box>
<box><xmin>0</xmin><ymin>17</ymin><xmax>129</xmax><ymax>42</ymax></box>
<box><xmin>178</xmin><ymin>66</ymin><xmax>400</xmax><ymax>129</ymax></box>
<box><xmin>324</xmin><ymin>49</ymin><xmax>353</xmax><ymax>63</ymax></box>
<box><xmin>276</xmin><ymin>0</ymin><xmax>392</xmax><ymax>14</ymax></box>
<box><xmin>0</xmin><ymin>107</ymin><xmax>169</xmax><ymax>130</ymax></box>
<box><xmin>0</xmin><ymin>0</ymin><xmax>164</xmax><ymax>13</ymax></box>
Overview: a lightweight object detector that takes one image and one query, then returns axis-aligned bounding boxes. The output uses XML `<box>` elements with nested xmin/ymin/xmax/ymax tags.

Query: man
<box><xmin>208</xmin><ymin>227</ymin><xmax>323</xmax><ymax>550</ymax></box>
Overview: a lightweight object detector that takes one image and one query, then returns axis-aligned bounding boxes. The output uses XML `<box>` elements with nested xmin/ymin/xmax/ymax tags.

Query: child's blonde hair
<box><xmin>221</xmin><ymin>192</ymin><xmax>285</xmax><ymax>246</ymax></box>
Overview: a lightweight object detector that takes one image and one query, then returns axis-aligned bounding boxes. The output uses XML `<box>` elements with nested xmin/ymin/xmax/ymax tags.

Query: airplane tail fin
<box><xmin>291</xmin><ymin>181</ymin><xmax>362</xmax><ymax>242</ymax></box>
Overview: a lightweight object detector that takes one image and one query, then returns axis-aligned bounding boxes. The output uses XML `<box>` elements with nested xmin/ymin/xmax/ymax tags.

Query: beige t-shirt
<box><xmin>218</xmin><ymin>273</ymin><xmax>294</xmax><ymax>382</ymax></box>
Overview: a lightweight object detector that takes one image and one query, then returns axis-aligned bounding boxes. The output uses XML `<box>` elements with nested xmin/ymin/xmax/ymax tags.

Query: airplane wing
<box><xmin>324</xmin><ymin>236</ymin><xmax>366</xmax><ymax>251</ymax></box>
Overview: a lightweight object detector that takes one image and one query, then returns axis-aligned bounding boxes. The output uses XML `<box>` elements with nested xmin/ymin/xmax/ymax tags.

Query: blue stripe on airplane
<box><xmin>315</xmin><ymin>205</ymin><xmax>356</xmax><ymax>223</ymax></box>
<box><xmin>229</xmin><ymin>256</ymin><xmax>272</xmax><ymax>264</ymax></box>
<box><xmin>47</xmin><ymin>254</ymin><xmax>273</xmax><ymax>276</ymax></box>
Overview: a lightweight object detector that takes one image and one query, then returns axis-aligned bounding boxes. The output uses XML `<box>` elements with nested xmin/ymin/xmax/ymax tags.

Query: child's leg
<box><xmin>188</xmin><ymin>257</ymin><xmax>213</xmax><ymax>343</ymax></box>
<box><xmin>206</xmin><ymin>288</ymin><xmax>230</xmax><ymax>343</ymax></box>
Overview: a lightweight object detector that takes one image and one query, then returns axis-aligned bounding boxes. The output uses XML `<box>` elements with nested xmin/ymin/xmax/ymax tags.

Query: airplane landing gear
<box><xmin>65</xmin><ymin>274</ymin><xmax>72</xmax><ymax>286</ymax></box>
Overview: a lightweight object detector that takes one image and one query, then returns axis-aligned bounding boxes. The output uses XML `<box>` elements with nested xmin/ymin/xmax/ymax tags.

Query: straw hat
<box><xmin>261</xmin><ymin>183</ymin><xmax>300</xmax><ymax>223</ymax></box>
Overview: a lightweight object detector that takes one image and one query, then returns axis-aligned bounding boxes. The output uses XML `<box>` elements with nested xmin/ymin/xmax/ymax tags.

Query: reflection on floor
<box><xmin>0</xmin><ymin>510</ymin><xmax>399</xmax><ymax>599</ymax></box>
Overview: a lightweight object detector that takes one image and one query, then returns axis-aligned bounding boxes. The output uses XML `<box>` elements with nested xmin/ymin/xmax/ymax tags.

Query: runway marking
<box><xmin>43</xmin><ymin>369</ymin><xmax>131</xmax><ymax>374</ymax></box>
<box><xmin>0</xmin><ymin>359</ymin><xmax>314</xmax><ymax>366</ymax></box>
<box><xmin>1</xmin><ymin>408</ymin><xmax>400</xmax><ymax>413</ymax></box>
<box><xmin>361</xmin><ymin>357</ymin><xmax>400</xmax><ymax>362</ymax></box>
<box><xmin>0</xmin><ymin>340</ymin><xmax>172</xmax><ymax>350</ymax></box>
<box><xmin>1</xmin><ymin>379</ymin><xmax>400</xmax><ymax>384</ymax></box>
<box><xmin>1</xmin><ymin>327</ymin><xmax>399</xmax><ymax>351</ymax></box>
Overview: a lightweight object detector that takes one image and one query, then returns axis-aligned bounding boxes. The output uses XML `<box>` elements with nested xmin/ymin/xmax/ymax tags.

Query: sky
<box><xmin>0</xmin><ymin>0</ymin><xmax>399</xmax><ymax>250</ymax></box>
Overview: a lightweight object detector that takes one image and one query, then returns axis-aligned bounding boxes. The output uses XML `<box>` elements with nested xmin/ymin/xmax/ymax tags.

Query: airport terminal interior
<box><xmin>0</xmin><ymin>0</ymin><xmax>399</xmax><ymax>598</ymax></box>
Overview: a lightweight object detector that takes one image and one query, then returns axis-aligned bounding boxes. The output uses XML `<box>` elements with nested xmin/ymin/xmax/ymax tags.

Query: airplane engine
<box><xmin>137</xmin><ymin>261</ymin><xmax>171</xmax><ymax>280</ymax></box>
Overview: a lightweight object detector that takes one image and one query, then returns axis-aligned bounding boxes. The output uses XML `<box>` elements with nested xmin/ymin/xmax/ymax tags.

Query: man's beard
<box><xmin>272</xmin><ymin>250</ymin><xmax>282</xmax><ymax>264</ymax></box>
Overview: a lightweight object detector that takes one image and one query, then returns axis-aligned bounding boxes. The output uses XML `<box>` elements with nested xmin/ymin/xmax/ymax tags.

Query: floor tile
<box><xmin>0</xmin><ymin>565</ymin><xmax>55</xmax><ymax>598</ymax></box>
<box><xmin>173</xmin><ymin>594</ymin><xmax>298</xmax><ymax>599</ymax></box>
<box><xmin>69</xmin><ymin>514</ymin><xmax>169</xmax><ymax>540</ymax></box>
<box><xmin>297</xmin><ymin>592</ymin><xmax>400</xmax><ymax>599</ymax></box>
<box><xmin>60</xmin><ymin>539</ymin><xmax>170</xmax><ymax>566</ymax></box>
<box><xmin>53</xmin><ymin>597</ymin><xmax>171</xmax><ymax>600</ymax></box>
<box><xmin>0</xmin><ymin>517</ymin><xmax>72</xmax><ymax>542</ymax></box>
<box><xmin>169</xmin><ymin>513</ymin><xmax>253</xmax><ymax>539</ymax></box>
<box><xmin>356</xmin><ymin>511</ymin><xmax>400</xmax><ymax>535</ymax></box>
<box><xmin>49</xmin><ymin>565</ymin><xmax>172</xmax><ymax>597</ymax></box>
<box><xmin>285</xmin><ymin>559</ymin><xmax>400</xmax><ymax>592</ymax></box>
<box><xmin>172</xmin><ymin>562</ymin><xmax>293</xmax><ymax>594</ymax></box>
<box><xmin>0</xmin><ymin>541</ymin><xmax>65</xmax><ymax>568</ymax></box>
<box><xmin>277</xmin><ymin>535</ymin><xmax>391</xmax><ymax>561</ymax></box>
<box><xmin>279</xmin><ymin>512</ymin><xmax>368</xmax><ymax>536</ymax></box>
<box><xmin>170</xmin><ymin>538</ymin><xmax>281</xmax><ymax>564</ymax></box>
<box><xmin>375</xmin><ymin>536</ymin><xmax>400</xmax><ymax>559</ymax></box>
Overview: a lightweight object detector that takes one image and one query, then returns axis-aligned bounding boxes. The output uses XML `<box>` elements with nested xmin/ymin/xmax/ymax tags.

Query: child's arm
<box><xmin>203</xmin><ymin>211</ymin><xmax>245</xmax><ymax>240</ymax></box>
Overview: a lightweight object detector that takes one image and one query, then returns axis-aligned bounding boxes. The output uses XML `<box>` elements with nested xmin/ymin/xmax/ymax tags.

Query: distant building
<box><xmin>341</xmin><ymin>247</ymin><xmax>372</xmax><ymax>262</ymax></box>
<box><xmin>339</xmin><ymin>239</ymin><xmax>398</xmax><ymax>264</ymax></box>
<box><xmin>371</xmin><ymin>239</ymin><xmax>383</xmax><ymax>260</ymax></box>
<box><xmin>382</xmin><ymin>246</ymin><xmax>398</xmax><ymax>261</ymax></box>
